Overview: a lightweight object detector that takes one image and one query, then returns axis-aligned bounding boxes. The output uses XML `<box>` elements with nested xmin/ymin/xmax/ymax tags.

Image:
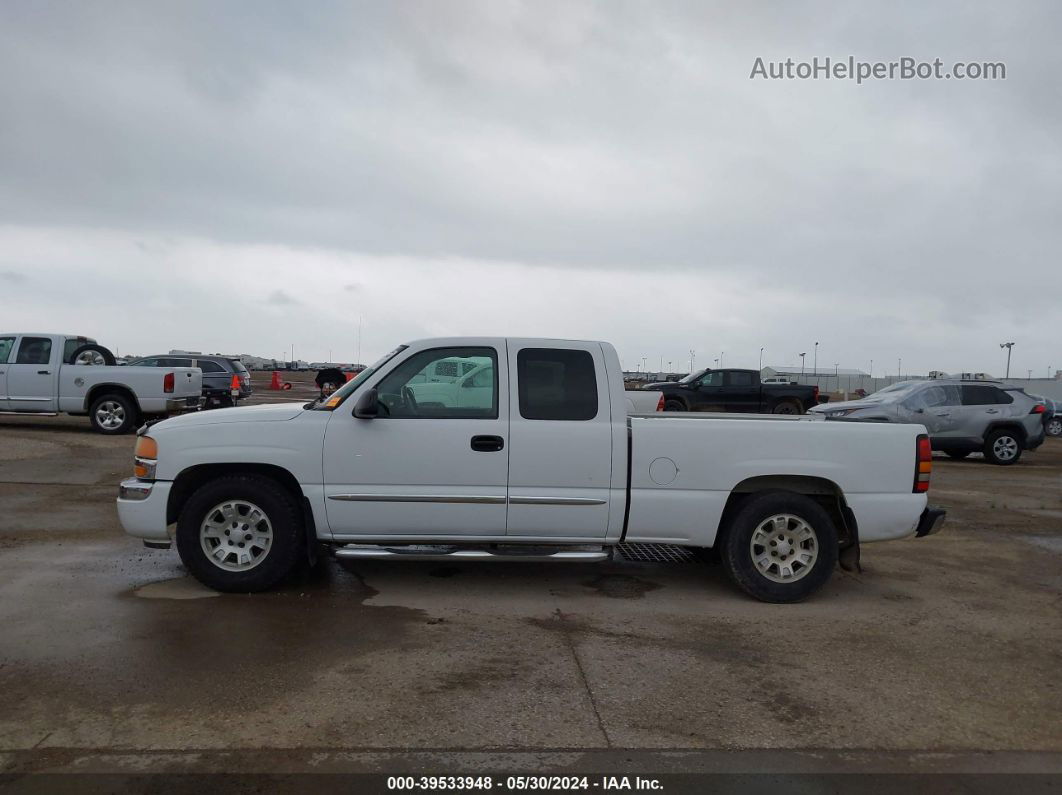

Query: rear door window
<box><xmin>15</xmin><ymin>337</ymin><xmax>52</xmax><ymax>365</ymax></box>
<box><xmin>726</xmin><ymin>371</ymin><xmax>753</xmax><ymax>387</ymax></box>
<box><xmin>0</xmin><ymin>336</ymin><xmax>14</xmax><ymax>363</ymax></box>
<box><xmin>197</xmin><ymin>360</ymin><xmax>225</xmax><ymax>373</ymax></box>
<box><xmin>962</xmin><ymin>385</ymin><xmax>1010</xmax><ymax>405</ymax></box>
<box><xmin>517</xmin><ymin>348</ymin><xmax>598</xmax><ymax>421</ymax></box>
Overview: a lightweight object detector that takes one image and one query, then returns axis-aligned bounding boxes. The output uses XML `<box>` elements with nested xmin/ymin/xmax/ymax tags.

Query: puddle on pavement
<box><xmin>582</xmin><ymin>573</ymin><xmax>662</xmax><ymax>598</ymax></box>
<box><xmin>133</xmin><ymin>576</ymin><xmax>219</xmax><ymax>600</ymax></box>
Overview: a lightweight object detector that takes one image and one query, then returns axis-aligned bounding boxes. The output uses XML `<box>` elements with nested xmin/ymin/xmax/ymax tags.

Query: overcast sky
<box><xmin>1</xmin><ymin>0</ymin><xmax>1059</xmax><ymax>375</ymax></box>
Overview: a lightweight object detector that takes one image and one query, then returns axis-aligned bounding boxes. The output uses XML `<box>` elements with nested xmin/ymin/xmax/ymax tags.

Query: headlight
<box><xmin>828</xmin><ymin>408</ymin><xmax>858</xmax><ymax>418</ymax></box>
<box><xmin>133</xmin><ymin>435</ymin><xmax>158</xmax><ymax>480</ymax></box>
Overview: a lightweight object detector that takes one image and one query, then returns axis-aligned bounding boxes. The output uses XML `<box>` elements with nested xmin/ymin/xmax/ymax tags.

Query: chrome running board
<box><xmin>333</xmin><ymin>544</ymin><xmax>611</xmax><ymax>563</ymax></box>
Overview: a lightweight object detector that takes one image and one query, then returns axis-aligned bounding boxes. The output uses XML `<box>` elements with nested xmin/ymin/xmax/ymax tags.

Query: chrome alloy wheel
<box><xmin>992</xmin><ymin>435</ymin><xmax>1019</xmax><ymax>462</ymax></box>
<box><xmin>94</xmin><ymin>400</ymin><xmax>126</xmax><ymax>430</ymax></box>
<box><xmin>1047</xmin><ymin>418</ymin><xmax>1062</xmax><ymax>437</ymax></box>
<box><xmin>750</xmin><ymin>513</ymin><xmax>819</xmax><ymax>583</ymax></box>
<box><xmin>74</xmin><ymin>350</ymin><xmax>107</xmax><ymax>366</ymax></box>
<box><xmin>200</xmin><ymin>501</ymin><xmax>273</xmax><ymax>571</ymax></box>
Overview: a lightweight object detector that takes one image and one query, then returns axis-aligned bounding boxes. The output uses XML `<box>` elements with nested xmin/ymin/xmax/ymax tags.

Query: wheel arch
<box><xmin>166</xmin><ymin>463</ymin><xmax>318</xmax><ymax>562</ymax></box>
<box><xmin>85</xmin><ymin>383</ymin><xmax>140</xmax><ymax>413</ymax></box>
<box><xmin>717</xmin><ymin>475</ymin><xmax>859</xmax><ymax>569</ymax></box>
<box><xmin>984</xmin><ymin>421</ymin><xmax>1028</xmax><ymax>443</ymax></box>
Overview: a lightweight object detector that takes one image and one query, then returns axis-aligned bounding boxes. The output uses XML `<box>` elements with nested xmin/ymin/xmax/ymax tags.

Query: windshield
<box><xmin>310</xmin><ymin>346</ymin><xmax>407</xmax><ymax>410</ymax></box>
<box><xmin>678</xmin><ymin>368</ymin><xmax>707</xmax><ymax>384</ymax></box>
<box><xmin>866</xmin><ymin>380</ymin><xmax>922</xmax><ymax>399</ymax></box>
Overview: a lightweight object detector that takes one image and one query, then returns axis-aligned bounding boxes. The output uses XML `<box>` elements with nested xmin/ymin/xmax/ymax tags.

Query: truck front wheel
<box><xmin>719</xmin><ymin>491</ymin><xmax>838</xmax><ymax>603</ymax></box>
<box><xmin>664</xmin><ymin>399</ymin><xmax>686</xmax><ymax>412</ymax></box>
<box><xmin>176</xmin><ymin>475</ymin><xmax>305</xmax><ymax>592</ymax></box>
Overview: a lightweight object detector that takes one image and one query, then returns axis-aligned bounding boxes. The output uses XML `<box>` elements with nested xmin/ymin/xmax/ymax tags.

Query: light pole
<box><xmin>898</xmin><ymin>358</ymin><xmax>901</xmax><ymax>378</ymax></box>
<box><xmin>1000</xmin><ymin>342</ymin><xmax>1015</xmax><ymax>379</ymax></box>
<box><xmin>719</xmin><ymin>351</ymin><xmax>724</xmax><ymax>368</ymax></box>
<box><xmin>1027</xmin><ymin>369</ymin><xmax>1032</xmax><ymax>380</ymax></box>
<box><xmin>689</xmin><ymin>350</ymin><xmax>695</xmax><ymax>373</ymax></box>
<box><xmin>813</xmin><ymin>341</ymin><xmax>819</xmax><ymax>378</ymax></box>
<box><xmin>759</xmin><ymin>347</ymin><xmax>764</xmax><ymax>370</ymax></box>
<box><xmin>799</xmin><ymin>352</ymin><xmax>806</xmax><ymax>378</ymax></box>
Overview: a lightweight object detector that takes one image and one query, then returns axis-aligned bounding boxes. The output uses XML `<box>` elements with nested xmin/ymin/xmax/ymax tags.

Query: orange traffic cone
<box><xmin>269</xmin><ymin>371</ymin><xmax>282</xmax><ymax>390</ymax></box>
<box><xmin>230</xmin><ymin>374</ymin><xmax>241</xmax><ymax>398</ymax></box>
<box><xmin>345</xmin><ymin>371</ymin><xmax>355</xmax><ymax>382</ymax></box>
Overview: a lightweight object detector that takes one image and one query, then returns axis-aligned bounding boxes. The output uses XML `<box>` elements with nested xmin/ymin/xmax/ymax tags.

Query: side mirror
<box><xmin>914</xmin><ymin>407</ymin><xmax>925</xmax><ymax>414</ymax></box>
<box><xmin>353</xmin><ymin>388</ymin><xmax>379</xmax><ymax>419</ymax></box>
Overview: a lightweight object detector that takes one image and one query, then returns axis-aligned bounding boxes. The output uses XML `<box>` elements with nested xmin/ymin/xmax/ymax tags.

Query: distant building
<box><xmin>762</xmin><ymin>366</ymin><xmax>868</xmax><ymax>379</ymax></box>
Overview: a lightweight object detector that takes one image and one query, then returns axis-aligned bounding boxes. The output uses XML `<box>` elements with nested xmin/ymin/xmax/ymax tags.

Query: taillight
<box><xmin>164</xmin><ymin>372</ymin><xmax>175</xmax><ymax>393</ymax></box>
<box><xmin>813</xmin><ymin>385</ymin><xmax>819</xmax><ymax>401</ymax></box>
<box><xmin>1031</xmin><ymin>403</ymin><xmax>1045</xmax><ymax>414</ymax></box>
<box><xmin>914</xmin><ymin>434</ymin><xmax>932</xmax><ymax>493</ymax></box>
<box><xmin>656</xmin><ymin>393</ymin><xmax>665</xmax><ymax>412</ymax></box>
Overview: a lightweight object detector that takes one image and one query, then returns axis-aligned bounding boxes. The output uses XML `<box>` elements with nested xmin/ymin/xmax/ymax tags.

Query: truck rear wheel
<box><xmin>771</xmin><ymin>400</ymin><xmax>801</xmax><ymax>415</ymax></box>
<box><xmin>176</xmin><ymin>474</ymin><xmax>304</xmax><ymax>593</ymax></box>
<box><xmin>88</xmin><ymin>393</ymin><xmax>138</xmax><ymax>434</ymax></box>
<box><xmin>719</xmin><ymin>491</ymin><xmax>838</xmax><ymax>603</ymax></box>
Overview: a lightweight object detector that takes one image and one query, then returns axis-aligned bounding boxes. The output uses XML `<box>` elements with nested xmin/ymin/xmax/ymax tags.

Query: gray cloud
<box><xmin>0</xmin><ymin>1</ymin><xmax>1058</xmax><ymax>373</ymax></box>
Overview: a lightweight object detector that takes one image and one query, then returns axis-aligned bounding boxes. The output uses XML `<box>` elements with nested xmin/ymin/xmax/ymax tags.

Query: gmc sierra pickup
<box><xmin>644</xmin><ymin>368</ymin><xmax>821</xmax><ymax>414</ymax></box>
<box><xmin>117</xmin><ymin>337</ymin><xmax>944</xmax><ymax>602</ymax></box>
<box><xmin>0</xmin><ymin>332</ymin><xmax>202</xmax><ymax>433</ymax></box>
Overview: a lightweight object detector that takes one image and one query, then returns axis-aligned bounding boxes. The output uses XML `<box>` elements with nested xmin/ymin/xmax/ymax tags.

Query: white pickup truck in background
<box><xmin>0</xmin><ymin>333</ymin><xmax>202</xmax><ymax>434</ymax></box>
<box><xmin>117</xmin><ymin>337</ymin><xmax>945</xmax><ymax>602</ymax></box>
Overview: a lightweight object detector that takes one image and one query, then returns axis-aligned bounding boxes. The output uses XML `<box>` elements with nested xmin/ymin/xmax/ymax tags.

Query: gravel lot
<box><xmin>1</xmin><ymin>393</ymin><xmax>1059</xmax><ymax>778</ymax></box>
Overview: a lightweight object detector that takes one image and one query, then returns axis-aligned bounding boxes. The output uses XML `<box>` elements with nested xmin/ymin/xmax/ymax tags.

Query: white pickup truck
<box><xmin>0</xmin><ymin>333</ymin><xmax>202</xmax><ymax>434</ymax></box>
<box><xmin>117</xmin><ymin>337</ymin><xmax>945</xmax><ymax>602</ymax></box>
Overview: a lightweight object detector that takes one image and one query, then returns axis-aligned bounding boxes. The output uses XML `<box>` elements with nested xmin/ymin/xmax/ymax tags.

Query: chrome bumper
<box><xmin>117</xmin><ymin>478</ymin><xmax>173</xmax><ymax>542</ymax></box>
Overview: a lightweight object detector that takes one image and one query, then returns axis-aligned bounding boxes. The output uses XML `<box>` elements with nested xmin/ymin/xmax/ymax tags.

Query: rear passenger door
<box><xmin>960</xmin><ymin>385</ymin><xmax>1013</xmax><ymax>438</ymax></box>
<box><xmin>722</xmin><ymin>370</ymin><xmax>756</xmax><ymax>412</ymax></box>
<box><xmin>6</xmin><ymin>336</ymin><xmax>59</xmax><ymax>412</ymax></box>
<box><xmin>505</xmin><ymin>342</ymin><xmax>613</xmax><ymax>539</ymax></box>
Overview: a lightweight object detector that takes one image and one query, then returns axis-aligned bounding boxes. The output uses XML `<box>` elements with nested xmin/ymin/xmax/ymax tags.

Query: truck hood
<box><xmin>150</xmin><ymin>403</ymin><xmax>305</xmax><ymax>431</ymax></box>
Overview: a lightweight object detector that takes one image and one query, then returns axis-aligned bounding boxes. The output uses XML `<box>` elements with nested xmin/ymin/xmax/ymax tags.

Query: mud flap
<box><xmin>838</xmin><ymin>502</ymin><xmax>862</xmax><ymax>573</ymax></box>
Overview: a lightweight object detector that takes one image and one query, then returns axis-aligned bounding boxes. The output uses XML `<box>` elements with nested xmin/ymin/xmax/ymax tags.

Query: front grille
<box><xmin>616</xmin><ymin>543</ymin><xmax>697</xmax><ymax>563</ymax></box>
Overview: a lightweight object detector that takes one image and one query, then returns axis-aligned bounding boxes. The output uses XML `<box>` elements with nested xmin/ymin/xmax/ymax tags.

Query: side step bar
<box><xmin>334</xmin><ymin>545</ymin><xmax>611</xmax><ymax>563</ymax></box>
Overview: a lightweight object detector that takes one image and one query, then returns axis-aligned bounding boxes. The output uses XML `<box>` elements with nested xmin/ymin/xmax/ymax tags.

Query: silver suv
<box><xmin>809</xmin><ymin>380</ymin><xmax>1046</xmax><ymax>465</ymax></box>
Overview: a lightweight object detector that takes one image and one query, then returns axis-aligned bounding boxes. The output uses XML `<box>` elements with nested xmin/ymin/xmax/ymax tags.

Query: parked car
<box><xmin>643</xmin><ymin>368</ymin><xmax>821</xmax><ymax>414</ymax></box>
<box><xmin>127</xmin><ymin>354</ymin><xmax>251</xmax><ymax>409</ymax></box>
<box><xmin>1045</xmin><ymin>399</ymin><xmax>1061</xmax><ymax>437</ymax></box>
<box><xmin>118</xmin><ymin>336</ymin><xmax>944</xmax><ymax>603</ymax></box>
<box><xmin>1027</xmin><ymin>394</ymin><xmax>1060</xmax><ymax>438</ymax></box>
<box><xmin>0</xmin><ymin>332</ymin><xmax>201</xmax><ymax>433</ymax></box>
<box><xmin>809</xmin><ymin>379</ymin><xmax>1046</xmax><ymax>465</ymax></box>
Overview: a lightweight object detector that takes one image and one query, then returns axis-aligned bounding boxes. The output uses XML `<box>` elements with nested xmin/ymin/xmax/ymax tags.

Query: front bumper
<box><xmin>915</xmin><ymin>505</ymin><xmax>947</xmax><ymax>538</ymax></box>
<box><xmin>117</xmin><ymin>478</ymin><xmax>173</xmax><ymax>542</ymax></box>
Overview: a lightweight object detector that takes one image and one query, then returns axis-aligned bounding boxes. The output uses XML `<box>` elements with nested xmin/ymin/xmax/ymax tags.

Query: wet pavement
<box><xmin>1</xmin><ymin>412</ymin><xmax>1060</xmax><ymax>776</ymax></box>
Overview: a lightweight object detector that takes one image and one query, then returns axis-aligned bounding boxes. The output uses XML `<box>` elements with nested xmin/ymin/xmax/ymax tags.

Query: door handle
<box><xmin>986</xmin><ymin>409</ymin><xmax>999</xmax><ymax>414</ymax></box>
<box><xmin>37</xmin><ymin>370</ymin><xmax>51</xmax><ymax>375</ymax></box>
<box><xmin>935</xmin><ymin>412</ymin><xmax>950</xmax><ymax>417</ymax></box>
<box><xmin>470</xmin><ymin>435</ymin><xmax>504</xmax><ymax>452</ymax></box>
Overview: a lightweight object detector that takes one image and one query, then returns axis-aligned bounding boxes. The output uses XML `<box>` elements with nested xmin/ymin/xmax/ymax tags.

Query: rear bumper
<box><xmin>1026</xmin><ymin>427</ymin><xmax>1045</xmax><ymax>450</ymax></box>
<box><xmin>915</xmin><ymin>506</ymin><xmax>947</xmax><ymax>538</ymax></box>
<box><xmin>165</xmin><ymin>396</ymin><xmax>202</xmax><ymax>413</ymax></box>
<box><xmin>117</xmin><ymin>478</ymin><xmax>172</xmax><ymax>541</ymax></box>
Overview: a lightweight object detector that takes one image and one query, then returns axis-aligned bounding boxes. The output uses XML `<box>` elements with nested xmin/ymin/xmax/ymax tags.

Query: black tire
<box><xmin>68</xmin><ymin>343</ymin><xmax>116</xmax><ymax>366</ymax></box>
<box><xmin>88</xmin><ymin>392</ymin><xmax>138</xmax><ymax>434</ymax></box>
<box><xmin>1046</xmin><ymin>418</ymin><xmax>1062</xmax><ymax>438</ymax></box>
<box><xmin>719</xmin><ymin>491</ymin><xmax>838</xmax><ymax>603</ymax></box>
<box><xmin>945</xmin><ymin>451</ymin><xmax>970</xmax><ymax>460</ymax></box>
<box><xmin>664</xmin><ymin>399</ymin><xmax>687</xmax><ymax>412</ymax></box>
<box><xmin>983</xmin><ymin>429</ymin><xmax>1023</xmax><ymax>466</ymax></box>
<box><xmin>176</xmin><ymin>474</ymin><xmax>305</xmax><ymax>593</ymax></box>
<box><xmin>771</xmin><ymin>400</ymin><xmax>801</xmax><ymax>415</ymax></box>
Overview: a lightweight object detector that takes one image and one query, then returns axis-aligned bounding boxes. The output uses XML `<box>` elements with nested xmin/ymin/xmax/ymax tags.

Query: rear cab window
<box><xmin>517</xmin><ymin>348</ymin><xmax>598</xmax><ymax>421</ymax></box>
<box><xmin>15</xmin><ymin>337</ymin><xmax>53</xmax><ymax>365</ymax></box>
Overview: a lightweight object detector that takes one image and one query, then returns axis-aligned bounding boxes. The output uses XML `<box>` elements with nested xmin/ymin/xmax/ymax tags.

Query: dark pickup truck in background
<box><xmin>643</xmin><ymin>368</ymin><xmax>822</xmax><ymax>414</ymax></box>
